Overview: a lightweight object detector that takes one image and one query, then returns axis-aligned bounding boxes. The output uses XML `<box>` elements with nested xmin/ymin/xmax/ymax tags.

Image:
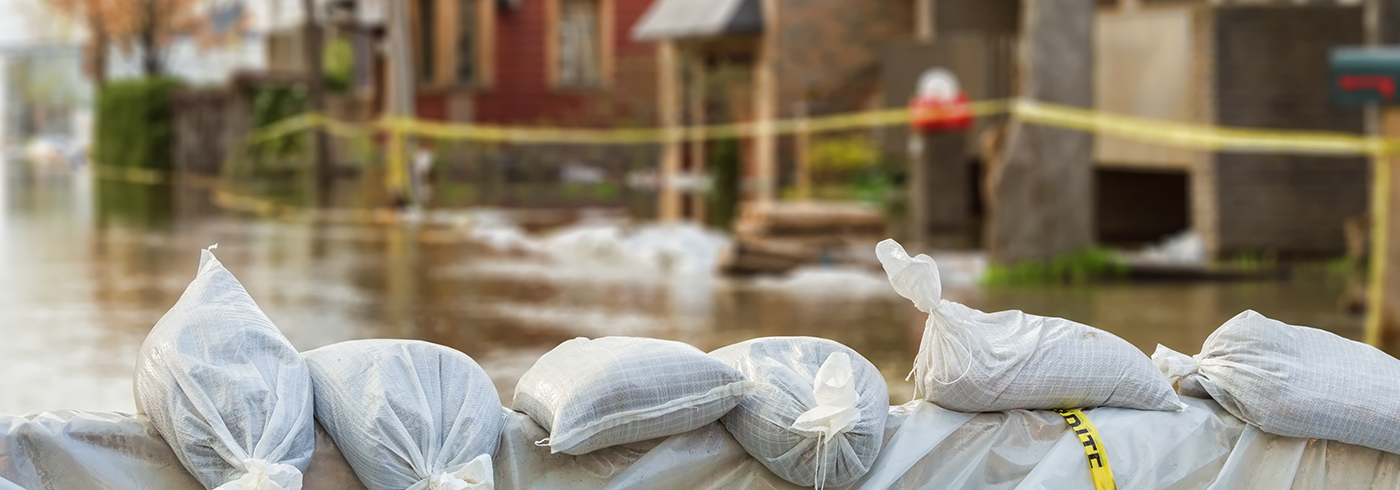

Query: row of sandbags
<box><xmin>876</xmin><ymin>239</ymin><xmax>1400</xmax><ymax>457</ymax></box>
<box><xmin>133</xmin><ymin>247</ymin><xmax>891</xmax><ymax>490</ymax></box>
<box><xmin>125</xmin><ymin>238</ymin><xmax>1400</xmax><ymax>490</ymax></box>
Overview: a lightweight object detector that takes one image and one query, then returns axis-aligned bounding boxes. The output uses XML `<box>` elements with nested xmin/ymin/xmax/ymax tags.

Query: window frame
<box><xmin>545</xmin><ymin>0</ymin><xmax>614</xmax><ymax>91</ymax></box>
<box><xmin>413</xmin><ymin>0</ymin><xmax>495</xmax><ymax>90</ymax></box>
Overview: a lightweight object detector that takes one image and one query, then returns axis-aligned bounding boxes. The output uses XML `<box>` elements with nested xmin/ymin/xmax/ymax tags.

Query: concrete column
<box><xmin>657</xmin><ymin>41</ymin><xmax>683</xmax><ymax>222</ymax></box>
<box><xmin>988</xmin><ymin>0</ymin><xmax>1096</xmax><ymax>263</ymax></box>
<box><xmin>752</xmin><ymin>0</ymin><xmax>780</xmax><ymax>203</ymax></box>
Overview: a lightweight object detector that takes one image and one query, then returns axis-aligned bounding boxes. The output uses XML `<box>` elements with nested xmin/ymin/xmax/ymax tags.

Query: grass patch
<box><xmin>982</xmin><ymin>248</ymin><xmax>1129</xmax><ymax>286</ymax></box>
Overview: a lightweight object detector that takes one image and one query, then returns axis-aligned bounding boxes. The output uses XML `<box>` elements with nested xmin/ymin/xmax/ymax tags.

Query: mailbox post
<box><xmin>1331</xmin><ymin>47</ymin><xmax>1400</xmax><ymax>355</ymax></box>
<box><xmin>907</xmin><ymin>68</ymin><xmax>975</xmax><ymax>248</ymax></box>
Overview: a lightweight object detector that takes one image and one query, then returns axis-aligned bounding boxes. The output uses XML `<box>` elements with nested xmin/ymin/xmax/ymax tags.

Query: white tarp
<box><xmin>5</xmin><ymin>396</ymin><xmax>1396</xmax><ymax>489</ymax></box>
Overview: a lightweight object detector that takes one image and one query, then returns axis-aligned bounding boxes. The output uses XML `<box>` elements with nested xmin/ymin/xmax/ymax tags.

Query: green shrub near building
<box><xmin>94</xmin><ymin>78</ymin><xmax>181</xmax><ymax>170</ymax></box>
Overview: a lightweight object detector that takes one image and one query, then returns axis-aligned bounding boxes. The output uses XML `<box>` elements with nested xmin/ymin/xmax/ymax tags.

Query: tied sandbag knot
<box><xmin>792</xmin><ymin>352</ymin><xmax>861</xmax><ymax>489</ymax></box>
<box><xmin>875</xmin><ymin>239</ymin><xmax>973</xmax><ymax>396</ymax></box>
<box><xmin>1152</xmin><ymin>344</ymin><xmax>1203</xmax><ymax>388</ymax></box>
<box><xmin>409</xmin><ymin>454</ymin><xmax>494</xmax><ymax>490</ymax></box>
<box><xmin>214</xmin><ymin>458</ymin><xmax>303</xmax><ymax>490</ymax></box>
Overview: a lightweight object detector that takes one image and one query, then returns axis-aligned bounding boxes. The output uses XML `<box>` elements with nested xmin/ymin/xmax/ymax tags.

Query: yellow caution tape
<box><xmin>1054</xmin><ymin>409</ymin><xmax>1116</xmax><ymax>490</ymax></box>
<box><xmin>244</xmin><ymin>98</ymin><xmax>1400</xmax><ymax>156</ymax></box>
<box><xmin>249</xmin><ymin>99</ymin><xmax>1012</xmax><ymax>145</ymax></box>
<box><xmin>93</xmin><ymin>164</ymin><xmax>172</xmax><ymax>185</ymax></box>
<box><xmin>1015</xmin><ymin>99</ymin><xmax>1399</xmax><ymax>156</ymax></box>
<box><xmin>1366</xmin><ymin>157</ymin><xmax>1391</xmax><ymax>346</ymax></box>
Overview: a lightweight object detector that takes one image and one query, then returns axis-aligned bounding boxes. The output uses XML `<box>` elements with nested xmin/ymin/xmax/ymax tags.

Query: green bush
<box><xmin>982</xmin><ymin>248</ymin><xmax>1129</xmax><ymax>286</ymax></box>
<box><xmin>94</xmin><ymin>78</ymin><xmax>181</xmax><ymax>169</ymax></box>
<box><xmin>250</xmin><ymin>86</ymin><xmax>308</xmax><ymax>160</ymax></box>
<box><xmin>323</xmin><ymin>37</ymin><xmax>354</xmax><ymax>93</ymax></box>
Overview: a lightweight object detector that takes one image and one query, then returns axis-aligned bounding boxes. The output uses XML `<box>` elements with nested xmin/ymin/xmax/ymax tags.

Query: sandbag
<box><xmin>303</xmin><ymin>339</ymin><xmax>504</xmax><ymax>490</ymax></box>
<box><xmin>876</xmin><ymin>239</ymin><xmax>1181</xmax><ymax>412</ymax></box>
<box><xmin>709</xmin><ymin>337</ymin><xmax>888</xmax><ymax>488</ymax></box>
<box><xmin>134</xmin><ymin>247</ymin><xmax>315</xmax><ymax>490</ymax></box>
<box><xmin>513</xmin><ymin>336</ymin><xmax>752</xmax><ymax>455</ymax></box>
<box><xmin>1154</xmin><ymin>310</ymin><xmax>1400</xmax><ymax>455</ymax></box>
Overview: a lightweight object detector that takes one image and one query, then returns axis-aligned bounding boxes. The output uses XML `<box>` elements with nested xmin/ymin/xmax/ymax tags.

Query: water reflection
<box><xmin>0</xmin><ymin>158</ymin><xmax>1362</xmax><ymax>414</ymax></box>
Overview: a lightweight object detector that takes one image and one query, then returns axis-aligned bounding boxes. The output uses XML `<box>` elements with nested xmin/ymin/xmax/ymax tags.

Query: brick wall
<box><xmin>1210</xmin><ymin>5</ymin><xmax>1367</xmax><ymax>256</ymax></box>
<box><xmin>774</xmin><ymin>0</ymin><xmax>916</xmax><ymax>117</ymax></box>
<box><xmin>418</xmin><ymin>0</ymin><xmax>659</xmax><ymax>127</ymax></box>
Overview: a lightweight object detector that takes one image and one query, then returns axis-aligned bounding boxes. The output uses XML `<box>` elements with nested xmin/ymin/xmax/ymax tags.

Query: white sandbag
<box><xmin>134</xmin><ymin>247</ymin><xmax>315</xmax><ymax>490</ymax></box>
<box><xmin>709</xmin><ymin>337</ymin><xmax>888</xmax><ymax>488</ymax></box>
<box><xmin>513</xmin><ymin>336</ymin><xmax>752</xmax><ymax>455</ymax></box>
<box><xmin>1154</xmin><ymin>310</ymin><xmax>1400</xmax><ymax>455</ymax></box>
<box><xmin>876</xmin><ymin>239</ymin><xmax>1181</xmax><ymax>412</ymax></box>
<box><xmin>303</xmin><ymin>340</ymin><xmax>504</xmax><ymax>490</ymax></box>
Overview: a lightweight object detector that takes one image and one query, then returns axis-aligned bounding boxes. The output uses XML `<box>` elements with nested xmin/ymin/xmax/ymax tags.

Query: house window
<box><xmin>414</xmin><ymin>0</ymin><xmax>494</xmax><ymax>88</ymax></box>
<box><xmin>550</xmin><ymin>0</ymin><xmax>610</xmax><ymax>89</ymax></box>
<box><xmin>456</xmin><ymin>0</ymin><xmax>478</xmax><ymax>84</ymax></box>
<box><xmin>417</xmin><ymin>0</ymin><xmax>435</xmax><ymax>83</ymax></box>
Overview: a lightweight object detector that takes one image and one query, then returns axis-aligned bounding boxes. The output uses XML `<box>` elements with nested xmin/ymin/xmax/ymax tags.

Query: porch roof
<box><xmin>630</xmin><ymin>0</ymin><xmax>763</xmax><ymax>41</ymax></box>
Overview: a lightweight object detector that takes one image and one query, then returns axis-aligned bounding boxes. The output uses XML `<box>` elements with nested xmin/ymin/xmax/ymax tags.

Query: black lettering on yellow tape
<box><xmin>1054</xmin><ymin>409</ymin><xmax>1117</xmax><ymax>490</ymax></box>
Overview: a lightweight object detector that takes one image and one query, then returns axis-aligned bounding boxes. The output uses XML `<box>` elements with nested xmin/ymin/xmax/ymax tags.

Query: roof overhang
<box><xmin>631</xmin><ymin>0</ymin><xmax>764</xmax><ymax>42</ymax></box>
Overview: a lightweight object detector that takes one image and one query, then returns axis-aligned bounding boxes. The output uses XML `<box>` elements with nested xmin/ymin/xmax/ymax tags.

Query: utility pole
<box><xmin>303</xmin><ymin>0</ymin><xmax>332</xmax><ymax>207</ymax></box>
<box><xmin>384</xmin><ymin>0</ymin><xmax>417</xmax><ymax>206</ymax></box>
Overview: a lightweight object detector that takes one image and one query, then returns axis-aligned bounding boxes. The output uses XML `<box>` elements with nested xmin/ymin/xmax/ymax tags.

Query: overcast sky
<box><xmin>0</xmin><ymin>0</ymin><xmax>83</xmax><ymax>48</ymax></box>
<box><xmin>0</xmin><ymin>0</ymin><xmax>329</xmax><ymax>49</ymax></box>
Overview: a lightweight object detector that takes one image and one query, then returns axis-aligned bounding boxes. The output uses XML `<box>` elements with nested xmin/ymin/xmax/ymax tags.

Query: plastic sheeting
<box><xmin>4</xmin><ymin>397</ymin><xmax>1400</xmax><ymax>489</ymax></box>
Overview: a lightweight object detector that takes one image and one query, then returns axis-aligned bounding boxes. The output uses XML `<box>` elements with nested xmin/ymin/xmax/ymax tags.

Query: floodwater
<box><xmin>0</xmin><ymin>159</ymin><xmax>1364</xmax><ymax>415</ymax></box>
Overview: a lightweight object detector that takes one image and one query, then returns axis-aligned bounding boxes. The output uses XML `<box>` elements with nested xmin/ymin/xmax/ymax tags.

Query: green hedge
<box><xmin>94</xmin><ymin>78</ymin><xmax>181</xmax><ymax>169</ymax></box>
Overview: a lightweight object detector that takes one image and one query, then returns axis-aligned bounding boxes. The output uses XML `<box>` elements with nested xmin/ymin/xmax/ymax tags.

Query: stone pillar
<box><xmin>987</xmin><ymin>0</ymin><xmax>1095</xmax><ymax>263</ymax></box>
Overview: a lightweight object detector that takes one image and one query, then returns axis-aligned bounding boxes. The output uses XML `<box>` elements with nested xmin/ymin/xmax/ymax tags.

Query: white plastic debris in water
<box><xmin>1136</xmin><ymin>230</ymin><xmax>1205</xmax><ymax>265</ymax></box>
<box><xmin>134</xmin><ymin>248</ymin><xmax>315</xmax><ymax>490</ymax></box>
<box><xmin>877</xmin><ymin>238</ymin><xmax>1183</xmax><ymax>412</ymax></box>
<box><xmin>467</xmin><ymin>217</ymin><xmax>540</xmax><ymax>255</ymax></box>
<box><xmin>753</xmin><ymin>266</ymin><xmax>896</xmax><ymax>300</ymax></box>
<box><xmin>538</xmin><ymin>222</ymin><xmax>730</xmax><ymax>276</ymax></box>
<box><xmin>1154</xmin><ymin>310</ymin><xmax>1400</xmax><ymax>455</ymax></box>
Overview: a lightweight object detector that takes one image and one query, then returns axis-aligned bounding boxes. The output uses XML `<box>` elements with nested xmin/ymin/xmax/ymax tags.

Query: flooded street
<box><xmin>0</xmin><ymin>160</ymin><xmax>1364</xmax><ymax>415</ymax></box>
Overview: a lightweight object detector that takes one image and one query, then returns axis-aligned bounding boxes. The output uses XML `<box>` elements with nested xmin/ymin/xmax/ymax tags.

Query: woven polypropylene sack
<box><xmin>513</xmin><ymin>336</ymin><xmax>751</xmax><ymax>455</ymax></box>
<box><xmin>876</xmin><ymin>239</ymin><xmax>1181</xmax><ymax>412</ymax></box>
<box><xmin>303</xmin><ymin>340</ymin><xmax>504</xmax><ymax>490</ymax></box>
<box><xmin>134</xmin><ymin>248</ymin><xmax>315</xmax><ymax>490</ymax></box>
<box><xmin>1154</xmin><ymin>310</ymin><xmax>1400</xmax><ymax>454</ymax></box>
<box><xmin>709</xmin><ymin>337</ymin><xmax>888</xmax><ymax>488</ymax></box>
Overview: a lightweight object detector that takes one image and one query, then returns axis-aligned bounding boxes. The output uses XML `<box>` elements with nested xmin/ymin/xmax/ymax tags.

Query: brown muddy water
<box><xmin>0</xmin><ymin>161</ymin><xmax>1363</xmax><ymax>414</ymax></box>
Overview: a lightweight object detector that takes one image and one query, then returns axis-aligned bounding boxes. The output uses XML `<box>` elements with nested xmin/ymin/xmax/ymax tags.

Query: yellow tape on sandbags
<box><xmin>248</xmin><ymin>98</ymin><xmax>1400</xmax><ymax>156</ymax></box>
<box><xmin>1055</xmin><ymin>409</ymin><xmax>1117</xmax><ymax>490</ymax></box>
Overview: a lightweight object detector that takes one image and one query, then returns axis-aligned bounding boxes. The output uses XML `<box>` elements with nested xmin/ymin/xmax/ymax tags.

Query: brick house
<box><xmin>407</xmin><ymin>0</ymin><xmax>661</xmax><ymax>127</ymax></box>
<box><xmin>350</xmin><ymin>0</ymin><xmax>668</xmax><ymax>210</ymax></box>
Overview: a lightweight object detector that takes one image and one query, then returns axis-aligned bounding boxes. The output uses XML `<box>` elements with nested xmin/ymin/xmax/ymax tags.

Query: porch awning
<box><xmin>630</xmin><ymin>0</ymin><xmax>764</xmax><ymax>41</ymax></box>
